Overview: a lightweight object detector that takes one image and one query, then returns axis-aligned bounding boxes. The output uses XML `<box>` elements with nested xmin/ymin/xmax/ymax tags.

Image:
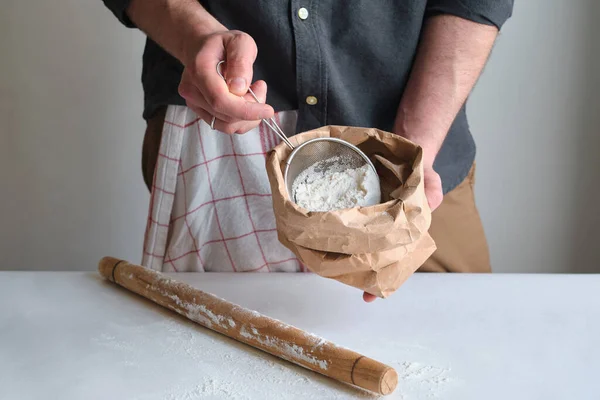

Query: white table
<box><xmin>1</xmin><ymin>272</ymin><xmax>598</xmax><ymax>400</ymax></box>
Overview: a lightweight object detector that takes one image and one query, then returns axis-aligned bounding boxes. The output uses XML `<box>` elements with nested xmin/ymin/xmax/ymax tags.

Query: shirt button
<box><xmin>298</xmin><ymin>7</ymin><xmax>309</xmax><ymax>20</ymax></box>
<box><xmin>305</xmin><ymin>96</ymin><xmax>318</xmax><ymax>105</ymax></box>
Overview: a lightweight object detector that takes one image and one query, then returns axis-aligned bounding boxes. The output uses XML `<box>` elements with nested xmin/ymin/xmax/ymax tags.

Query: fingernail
<box><xmin>228</xmin><ymin>78</ymin><xmax>247</xmax><ymax>94</ymax></box>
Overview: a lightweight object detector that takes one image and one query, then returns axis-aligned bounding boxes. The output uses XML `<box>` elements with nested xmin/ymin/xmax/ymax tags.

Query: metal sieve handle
<box><xmin>216</xmin><ymin>61</ymin><xmax>295</xmax><ymax>150</ymax></box>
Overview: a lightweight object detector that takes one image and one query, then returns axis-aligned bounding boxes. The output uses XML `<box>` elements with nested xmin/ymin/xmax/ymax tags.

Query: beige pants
<box><xmin>419</xmin><ymin>164</ymin><xmax>491</xmax><ymax>273</ymax></box>
<box><xmin>142</xmin><ymin>108</ymin><xmax>491</xmax><ymax>273</ymax></box>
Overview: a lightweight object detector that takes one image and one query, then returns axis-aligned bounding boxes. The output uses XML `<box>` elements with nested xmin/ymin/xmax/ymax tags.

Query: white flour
<box><xmin>91</xmin><ymin>278</ymin><xmax>456</xmax><ymax>399</ymax></box>
<box><xmin>239</xmin><ymin>326</ymin><xmax>329</xmax><ymax>370</ymax></box>
<box><xmin>392</xmin><ymin>361</ymin><xmax>454</xmax><ymax>399</ymax></box>
<box><xmin>292</xmin><ymin>156</ymin><xmax>381</xmax><ymax>212</ymax></box>
<box><xmin>92</xmin><ymin>318</ymin><xmax>373</xmax><ymax>400</ymax></box>
<box><xmin>91</xmin><ymin>318</ymin><xmax>458</xmax><ymax>400</ymax></box>
<box><xmin>153</xmin><ymin>282</ymin><xmax>331</xmax><ymax>372</ymax></box>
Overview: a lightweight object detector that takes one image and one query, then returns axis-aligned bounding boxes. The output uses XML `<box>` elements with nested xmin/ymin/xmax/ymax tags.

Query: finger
<box><xmin>223</xmin><ymin>33</ymin><xmax>257</xmax><ymax>95</ymax></box>
<box><xmin>193</xmin><ymin>42</ymin><xmax>273</xmax><ymax>122</ymax></box>
<box><xmin>363</xmin><ymin>292</ymin><xmax>377</xmax><ymax>303</ymax></box>
<box><xmin>224</xmin><ymin>120</ymin><xmax>261</xmax><ymax>135</ymax></box>
<box><xmin>228</xmin><ymin>81</ymin><xmax>268</xmax><ymax>133</ymax></box>
<box><xmin>190</xmin><ymin>105</ymin><xmax>260</xmax><ymax>135</ymax></box>
<box><xmin>179</xmin><ymin>79</ymin><xmax>206</xmax><ymax>108</ymax></box>
<box><xmin>229</xmin><ymin>119</ymin><xmax>262</xmax><ymax>135</ymax></box>
<box><xmin>181</xmin><ymin>77</ymin><xmax>262</xmax><ymax>125</ymax></box>
<box><xmin>424</xmin><ymin>169</ymin><xmax>444</xmax><ymax>211</ymax></box>
<box><xmin>187</xmin><ymin>105</ymin><xmax>215</xmax><ymax>128</ymax></box>
<box><xmin>242</xmin><ymin>80</ymin><xmax>268</xmax><ymax>104</ymax></box>
<box><xmin>209</xmin><ymin>115</ymin><xmax>260</xmax><ymax>134</ymax></box>
<box><xmin>197</xmin><ymin>70</ymin><xmax>274</xmax><ymax>121</ymax></box>
<box><xmin>178</xmin><ymin>69</ymin><xmax>200</xmax><ymax>106</ymax></box>
<box><xmin>428</xmin><ymin>189</ymin><xmax>443</xmax><ymax>211</ymax></box>
<box><xmin>179</xmin><ymin>82</ymin><xmax>239</xmax><ymax>124</ymax></box>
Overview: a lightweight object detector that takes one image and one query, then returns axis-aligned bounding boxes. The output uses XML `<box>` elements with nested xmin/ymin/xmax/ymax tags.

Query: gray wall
<box><xmin>469</xmin><ymin>1</ymin><xmax>600</xmax><ymax>273</ymax></box>
<box><xmin>1</xmin><ymin>1</ymin><xmax>148</xmax><ymax>270</ymax></box>
<box><xmin>1</xmin><ymin>1</ymin><xmax>598</xmax><ymax>272</ymax></box>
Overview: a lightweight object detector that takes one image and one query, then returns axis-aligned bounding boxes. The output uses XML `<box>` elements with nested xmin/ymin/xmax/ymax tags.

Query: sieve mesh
<box><xmin>216</xmin><ymin>60</ymin><xmax>379</xmax><ymax>205</ymax></box>
<box><xmin>284</xmin><ymin>138</ymin><xmax>377</xmax><ymax>202</ymax></box>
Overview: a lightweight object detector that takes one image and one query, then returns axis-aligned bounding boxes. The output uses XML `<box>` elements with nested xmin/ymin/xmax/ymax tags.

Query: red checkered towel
<box><xmin>142</xmin><ymin>105</ymin><xmax>304</xmax><ymax>273</ymax></box>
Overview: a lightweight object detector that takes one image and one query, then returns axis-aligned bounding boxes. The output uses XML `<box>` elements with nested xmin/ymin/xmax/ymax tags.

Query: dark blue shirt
<box><xmin>102</xmin><ymin>0</ymin><xmax>513</xmax><ymax>193</ymax></box>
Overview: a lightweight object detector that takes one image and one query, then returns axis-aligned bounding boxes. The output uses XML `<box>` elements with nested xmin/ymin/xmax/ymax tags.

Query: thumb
<box><xmin>424</xmin><ymin>168</ymin><xmax>443</xmax><ymax>211</ymax></box>
<box><xmin>224</xmin><ymin>33</ymin><xmax>257</xmax><ymax>96</ymax></box>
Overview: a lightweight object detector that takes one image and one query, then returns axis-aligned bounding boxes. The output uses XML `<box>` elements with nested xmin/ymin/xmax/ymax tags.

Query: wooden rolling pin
<box><xmin>99</xmin><ymin>257</ymin><xmax>397</xmax><ymax>395</ymax></box>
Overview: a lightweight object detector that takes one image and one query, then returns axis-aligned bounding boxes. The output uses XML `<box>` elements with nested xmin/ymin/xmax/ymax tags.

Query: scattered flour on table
<box><xmin>91</xmin><ymin>318</ymin><xmax>368</xmax><ymax>400</ymax></box>
<box><xmin>92</xmin><ymin>318</ymin><xmax>459</xmax><ymax>400</ymax></box>
<box><xmin>392</xmin><ymin>361</ymin><xmax>454</xmax><ymax>399</ymax></box>
<box><xmin>92</xmin><ymin>286</ymin><xmax>457</xmax><ymax>400</ymax></box>
<box><xmin>292</xmin><ymin>156</ymin><xmax>381</xmax><ymax>212</ymax></box>
<box><xmin>368</xmin><ymin>340</ymin><xmax>459</xmax><ymax>400</ymax></box>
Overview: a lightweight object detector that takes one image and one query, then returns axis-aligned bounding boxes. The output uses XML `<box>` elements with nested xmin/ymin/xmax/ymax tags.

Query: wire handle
<box><xmin>216</xmin><ymin>61</ymin><xmax>294</xmax><ymax>150</ymax></box>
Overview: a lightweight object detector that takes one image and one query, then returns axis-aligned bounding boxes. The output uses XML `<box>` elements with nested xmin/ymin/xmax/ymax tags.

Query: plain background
<box><xmin>1</xmin><ymin>1</ymin><xmax>598</xmax><ymax>272</ymax></box>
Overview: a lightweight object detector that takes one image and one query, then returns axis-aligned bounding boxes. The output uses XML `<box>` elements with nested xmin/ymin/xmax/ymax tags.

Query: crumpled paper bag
<box><xmin>266</xmin><ymin>126</ymin><xmax>437</xmax><ymax>298</ymax></box>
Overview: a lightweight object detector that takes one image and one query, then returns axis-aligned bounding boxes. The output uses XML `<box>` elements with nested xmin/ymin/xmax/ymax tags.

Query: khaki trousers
<box><xmin>419</xmin><ymin>164</ymin><xmax>491</xmax><ymax>273</ymax></box>
<box><xmin>142</xmin><ymin>108</ymin><xmax>491</xmax><ymax>273</ymax></box>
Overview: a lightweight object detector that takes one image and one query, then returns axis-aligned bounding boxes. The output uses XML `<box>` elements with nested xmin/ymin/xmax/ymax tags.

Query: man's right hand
<box><xmin>126</xmin><ymin>0</ymin><xmax>274</xmax><ymax>134</ymax></box>
<box><xmin>178</xmin><ymin>31</ymin><xmax>274</xmax><ymax>134</ymax></box>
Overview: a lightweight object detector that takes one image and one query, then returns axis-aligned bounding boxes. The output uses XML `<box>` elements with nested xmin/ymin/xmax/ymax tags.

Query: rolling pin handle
<box><xmin>111</xmin><ymin>260</ymin><xmax>125</xmax><ymax>284</ymax></box>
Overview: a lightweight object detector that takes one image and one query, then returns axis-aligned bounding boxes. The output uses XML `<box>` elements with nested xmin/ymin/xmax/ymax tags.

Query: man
<box><xmin>102</xmin><ymin>0</ymin><xmax>513</xmax><ymax>301</ymax></box>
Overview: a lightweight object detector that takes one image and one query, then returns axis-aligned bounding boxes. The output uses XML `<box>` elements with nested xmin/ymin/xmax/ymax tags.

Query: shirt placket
<box><xmin>290</xmin><ymin>0</ymin><xmax>327</xmax><ymax>133</ymax></box>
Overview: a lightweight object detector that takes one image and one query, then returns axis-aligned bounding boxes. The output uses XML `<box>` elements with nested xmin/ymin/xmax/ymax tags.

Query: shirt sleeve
<box><xmin>102</xmin><ymin>0</ymin><xmax>136</xmax><ymax>28</ymax></box>
<box><xmin>425</xmin><ymin>0</ymin><xmax>514</xmax><ymax>30</ymax></box>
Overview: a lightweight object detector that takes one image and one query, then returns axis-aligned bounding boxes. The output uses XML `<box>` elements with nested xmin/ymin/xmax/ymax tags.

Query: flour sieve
<box><xmin>216</xmin><ymin>61</ymin><xmax>379</xmax><ymax>203</ymax></box>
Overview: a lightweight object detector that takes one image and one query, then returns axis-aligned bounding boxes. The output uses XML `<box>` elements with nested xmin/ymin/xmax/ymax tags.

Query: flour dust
<box><xmin>292</xmin><ymin>156</ymin><xmax>381</xmax><ymax>212</ymax></box>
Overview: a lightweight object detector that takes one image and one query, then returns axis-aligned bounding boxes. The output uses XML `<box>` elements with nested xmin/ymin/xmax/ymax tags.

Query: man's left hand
<box><xmin>361</xmin><ymin>162</ymin><xmax>443</xmax><ymax>303</ymax></box>
<box><xmin>423</xmin><ymin>166</ymin><xmax>443</xmax><ymax>211</ymax></box>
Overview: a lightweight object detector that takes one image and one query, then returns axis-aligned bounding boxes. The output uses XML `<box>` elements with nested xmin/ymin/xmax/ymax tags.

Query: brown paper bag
<box><xmin>266</xmin><ymin>126</ymin><xmax>437</xmax><ymax>297</ymax></box>
<box><xmin>280</xmin><ymin>235</ymin><xmax>436</xmax><ymax>298</ymax></box>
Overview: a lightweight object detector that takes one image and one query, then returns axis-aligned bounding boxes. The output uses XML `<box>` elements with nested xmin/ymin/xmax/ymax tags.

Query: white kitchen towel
<box><xmin>142</xmin><ymin>105</ymin><xmax>304</xmax><ymax>273</ymax></box>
